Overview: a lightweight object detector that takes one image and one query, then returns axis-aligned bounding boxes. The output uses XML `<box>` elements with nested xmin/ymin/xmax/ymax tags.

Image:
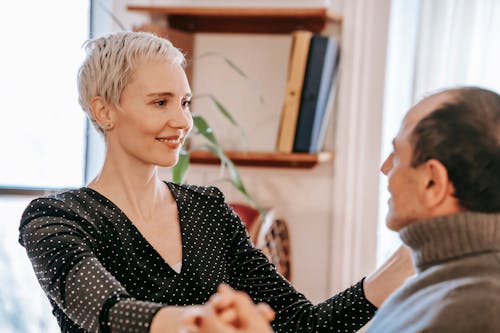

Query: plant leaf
<box><xmin>208</xmin><ymin>94</ymin><xmax>239</xmax><ymax>127</ymax></box>
<box><xmin>196</xmin><ymin>52</ymin><xmax>248</xmax><ymax>79</ymax></box>
<box><xmin>194</xmin><ymin>52</ymin><xmax>264</xmax><ymax>103</ymax></box>
<box><xmin>223</xmin><ymin>57</ymin><xmax>248</xmax><ymax>79</ymax></box>
<box><xmin>206</xmin><ymin>145</ymin><xmax>264</xmax><ymax>214</ymax></box>
<box><xmin>95</xmin><ymin>0</ymin><xmax>127</xmax><ymax>31</ymax></box>
<box><xmin>172</xmin><ymin>149</ymin><xmax>190</xmax><ymax>183</ymax></box>
<box><xmin>193</xmin><ymin>115</ymin><xmax>219</xmax><ymax>145</ymax></box>
<box><xmin>208</xmin><ymin>95</ymin><xmax>248</xmax><ymax>147</ymax></box>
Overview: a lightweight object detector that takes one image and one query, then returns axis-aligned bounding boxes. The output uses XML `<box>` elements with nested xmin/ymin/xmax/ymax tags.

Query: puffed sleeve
<box><xmin>224</xmin><ymin>203</ymin><xmax>377</xmax><ymax>333</ymax></box>
<box><xmin>18</xmin><ymin>197</ymin><xmax>164</xmax><ymax>333</ymax></box>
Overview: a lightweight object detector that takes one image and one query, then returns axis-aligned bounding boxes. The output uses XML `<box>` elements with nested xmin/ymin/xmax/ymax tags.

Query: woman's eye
<box><xmin>155</xmin><ymin>99</ymin><xmax>167</xmax><ymax>107</ymax></box>
<box><xmin>182</xmin><ymin>99</ymin><xmax>192</xmax><ymax>108</ymax></box>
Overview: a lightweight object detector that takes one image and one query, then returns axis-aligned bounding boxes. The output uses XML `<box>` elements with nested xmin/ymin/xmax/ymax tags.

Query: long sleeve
<box><xmin>225</xmin><ymin>203</ymin><xmax>377</xmax><ymax>333</ymax></box>
<box><xmin>19</xmin><ymin>197</ymin><xmax>163</xmax><ymax>333</ymax></box>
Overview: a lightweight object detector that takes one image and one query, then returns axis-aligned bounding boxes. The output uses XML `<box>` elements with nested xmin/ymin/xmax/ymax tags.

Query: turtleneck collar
<box><xmin>399</xmin><ymin>212</ymin><xmax>500</xmax><ymax>271</ymax></box>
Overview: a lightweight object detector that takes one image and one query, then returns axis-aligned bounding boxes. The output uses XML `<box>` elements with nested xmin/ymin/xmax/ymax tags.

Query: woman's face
<box><xmin>108</xmin><ymin>59</ymin><xmax>193</xmax><ymax>167</ymax></box>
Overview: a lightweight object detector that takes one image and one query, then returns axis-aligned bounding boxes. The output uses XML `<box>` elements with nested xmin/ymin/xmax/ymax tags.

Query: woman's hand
<box><xmin>150</xmin><ymin>305</ymin><xmax>202</xmax><ymax>333</ymax></box>
<box><xmin>184</xmin><ymin>284</ymin><xmax>275</xmax><ymax>333</ymax></box>
<box><xmin>150</xmin><ymin>284</ymin><xmax>275</xmax><ymax>333</ymax></box>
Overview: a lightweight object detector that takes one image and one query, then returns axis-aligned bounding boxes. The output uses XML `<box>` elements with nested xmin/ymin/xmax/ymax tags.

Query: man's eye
<box><xmin>182</xmin><ymin>99</ymin><xmax>192</xmax><ymax>107</ymax></box>
<box><xmin>155</xmin><ymin>99</ymin><xmax>167</xmax><ymax>106</ymax></box>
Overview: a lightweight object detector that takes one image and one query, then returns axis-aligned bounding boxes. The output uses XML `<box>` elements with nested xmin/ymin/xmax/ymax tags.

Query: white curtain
<box><xmin>414</xmin><ymin>0</ymin><xmax>500</xmax><ymax>98</ymax></box>
<box><xmin>329</xmin><ymin>0</ymin><xmax>392</xmax><ymax>294</ymax></box>
<box><xmin>378</xmin><ymin>0</ymin><xmax>500</xmax><ymax>263</ymax></box>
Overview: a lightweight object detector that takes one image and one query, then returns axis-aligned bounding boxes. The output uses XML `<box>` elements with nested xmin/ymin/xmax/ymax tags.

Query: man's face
<box><xmin>380</xmin><ymin>92</ymin><xmax>451</xmax><ymax>231</ymax></box>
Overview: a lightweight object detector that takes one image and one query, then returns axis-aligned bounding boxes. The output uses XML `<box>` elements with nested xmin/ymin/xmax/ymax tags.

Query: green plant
<box><xmin>173</xmin><ymin>53</ymin><xmax>263</xmax><ymax>213</ymax></box>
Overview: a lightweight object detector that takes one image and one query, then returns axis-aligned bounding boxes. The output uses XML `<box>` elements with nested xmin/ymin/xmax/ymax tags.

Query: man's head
<box><xmin>381</xmin><ymin>87</ymin><xmax>500</xmax><ymax>231</ymax></box>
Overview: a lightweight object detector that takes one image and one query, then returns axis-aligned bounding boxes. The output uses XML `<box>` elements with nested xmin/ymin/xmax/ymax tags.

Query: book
<box><xmin>312</xmin><ymin>68</ymin><xmax>340</xmax><ymax>153</ymax></box>
<box><xmin>293</xmin><ymin>34</ymin><xmax>339</xmax><ymax>153</ymax></box>
<box><xmin>276</xmin><ymin>30</ymin><xmax>313</xmax><ymax>153</ymax></box>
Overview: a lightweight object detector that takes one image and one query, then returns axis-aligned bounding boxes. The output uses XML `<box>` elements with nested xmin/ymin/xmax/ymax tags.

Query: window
<box><xmin>0</xmin><ymin>195</ymin><xmax>60</xmax><ymax>333</ymax></box>
<box><xmin>0</xmin><ymin>1</ymin><xmax>89</xmax><ymax>190</ymax></box>
<box><xmin>0</xmin><ymin>0</ymin><xmax>90</xmax><ymax>331</ymax></box>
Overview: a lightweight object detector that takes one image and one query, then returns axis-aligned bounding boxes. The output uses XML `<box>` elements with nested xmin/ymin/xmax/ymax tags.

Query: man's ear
<box><xmin>89</xmin><ymin>96</ymin><xmax>113</xmax><ymax>128</ymax></box>
<box><xmin>421</xmin><ymin>159</ymin><xmax>454</xmax><ymax>209</ymax></box>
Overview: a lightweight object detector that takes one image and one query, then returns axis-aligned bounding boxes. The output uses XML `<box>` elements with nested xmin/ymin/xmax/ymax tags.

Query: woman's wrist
<box><xmin>363</xmin><ymin>244</ymin><xmax>415</xmax><ymax>307</ymax></box>
<box><xmin>149</xmin><ymin>306</ymin><xmax>185</xmax><ymax>333</ymax></box>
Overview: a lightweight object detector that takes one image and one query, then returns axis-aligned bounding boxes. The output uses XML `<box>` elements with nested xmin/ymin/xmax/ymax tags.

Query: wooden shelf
<box><xmin>127</xmin><ymin>6</ymin><xmax>342</xmax><ymax>34</ymax></box>
<box><xmin>189</xmin><ymin>150</ymin><xmax>333</xmax><ymax>168</ymax></box>
<box><xmin>127</xmin><ymin>5</ymin><xmax>338</xmax><ymax>169</ymax></box>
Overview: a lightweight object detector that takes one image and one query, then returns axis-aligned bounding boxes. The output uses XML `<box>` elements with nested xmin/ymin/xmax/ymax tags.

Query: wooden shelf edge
<box><xmin>189</xmin><ymin>150</ymin><xmax>333</xmax><ymax>168</ymax></box>
<box><xmin>127</xmin><ymin>5</ymin><xmax>342</xmax><ymax>33</ymax></box>
<box><xmin>325</xmin><ymin>9</ymin><xmax>343</xmax><ymax>23</ymax></box>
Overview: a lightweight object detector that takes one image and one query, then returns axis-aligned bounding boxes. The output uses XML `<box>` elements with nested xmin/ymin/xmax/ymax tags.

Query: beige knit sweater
<box><xmin>367</xmin><ymin>212</ymin><xmax>500</xmax><ymax>333</ymax></box>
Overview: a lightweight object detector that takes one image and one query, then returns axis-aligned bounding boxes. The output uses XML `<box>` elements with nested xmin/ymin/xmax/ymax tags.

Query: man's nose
<box><xmin>380</xmin><ymin>155</ymin><xmax>392</xmax><ymax>175</ymax></box>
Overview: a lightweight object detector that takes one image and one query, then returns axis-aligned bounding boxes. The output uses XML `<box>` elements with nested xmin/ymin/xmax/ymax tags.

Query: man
<box><xmin>367</xmin><ymin>86</ymin><xmax>500</xmax><ymax>332</ymax></box>
<box><xmin>193</xmin><ymin>86</ymin><xmax>500</xmax><ymax>333</ymax></box>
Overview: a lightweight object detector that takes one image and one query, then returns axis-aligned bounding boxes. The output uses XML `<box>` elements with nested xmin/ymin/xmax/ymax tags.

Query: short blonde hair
<box><xmin>77</xmin><ymin>31</ymin><xmax>186</xmax><ymax>134</ymax></box>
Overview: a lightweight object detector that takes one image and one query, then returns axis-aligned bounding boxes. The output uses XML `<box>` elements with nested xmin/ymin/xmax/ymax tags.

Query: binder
<box><xmin>293</xmin><ymin>35</ymin><xmax>340</xmax><ymax>153</ymax></box>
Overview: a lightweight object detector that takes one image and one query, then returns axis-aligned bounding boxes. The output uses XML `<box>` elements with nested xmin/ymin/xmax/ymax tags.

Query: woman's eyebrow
<box><xmin>146</xmin><ymin>92</ymin><xmax>192</xmax><ymax>98</ymax></box>
<box><xmin>146</xmin><ymin>92</ymin><xmax>175</xmax><ymax>97</ymax></box>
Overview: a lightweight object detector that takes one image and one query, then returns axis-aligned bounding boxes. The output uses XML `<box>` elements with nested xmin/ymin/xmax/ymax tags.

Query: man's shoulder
<box><xmin>369</xmin><ymin>274</ymin><xmax>500</xmax><ymax>333</ymax></box>
<box><xmin>370</xmin><ymin>238</ymin><xmax>500</xmax><ymax>332</ymax></box>
<box><xmin>422</xmin><ymin>280</ymin><xmax>500</xmax><ymax>332</ymax></box>
<box><xmin>437</xmin><ymin>274</ymin><xmax>500</xmax><ymax>306</ymax></box>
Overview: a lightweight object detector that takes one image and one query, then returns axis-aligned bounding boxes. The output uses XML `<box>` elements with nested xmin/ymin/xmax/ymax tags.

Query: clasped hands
<box><xmin>181</xmin><ymin>284</ymin><xmax>275</xmax><ymax>333</ymax></box>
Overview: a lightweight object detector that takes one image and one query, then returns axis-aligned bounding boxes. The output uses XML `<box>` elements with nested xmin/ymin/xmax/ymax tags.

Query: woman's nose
<box><xmin>169</xmin><ymin>104</ymin><xmax>192</xmax><ymax>130</ymax></box>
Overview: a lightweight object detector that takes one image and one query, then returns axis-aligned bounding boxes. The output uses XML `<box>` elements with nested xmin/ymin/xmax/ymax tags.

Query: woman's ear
<box><xmin>89</xmin><ymin>96</ymin><xmax>113</xmax><ymax>130</ymax></box>
<box><xmin>422</xmin><ymin>159</ymin><xmax>454</xmax><ymax>210</ymax></box>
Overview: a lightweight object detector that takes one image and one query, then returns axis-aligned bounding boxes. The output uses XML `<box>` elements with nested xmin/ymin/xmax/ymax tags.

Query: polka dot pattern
<box><xmin>19</xmin><ymin>182</ymin><xmax>376</xmax><ymax>332</ymax></box>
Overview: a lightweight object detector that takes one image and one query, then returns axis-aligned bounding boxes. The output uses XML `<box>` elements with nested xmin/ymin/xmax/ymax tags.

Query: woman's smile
<box><xmin>156</xmin><ymin>135</ymin><xmax>184</xmax><ymax>149</ymax></box>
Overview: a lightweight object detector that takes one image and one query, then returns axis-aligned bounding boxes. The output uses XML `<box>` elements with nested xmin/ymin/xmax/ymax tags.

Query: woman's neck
<box><xmin>87</xmin><ymin>151</ymin><xmax>171</xmax><ymax>223</ymax></box>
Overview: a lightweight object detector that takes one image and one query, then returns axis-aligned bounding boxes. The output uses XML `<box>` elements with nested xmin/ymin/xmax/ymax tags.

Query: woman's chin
<box><xmin>151</xmin><ymin>155</ymin><xmax>179</xmax><ymax>168</ymax></box>
<box><xmin>156</xmin><ymin>159</ymin><xmax>179</xmax><ymax>168</ymax></box>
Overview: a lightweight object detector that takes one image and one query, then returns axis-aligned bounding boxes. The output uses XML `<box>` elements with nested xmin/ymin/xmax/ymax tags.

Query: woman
<box><xmin>19</xmin><ymin>31</ymin><xmax>414</xmax><ymax>333</ymax></box>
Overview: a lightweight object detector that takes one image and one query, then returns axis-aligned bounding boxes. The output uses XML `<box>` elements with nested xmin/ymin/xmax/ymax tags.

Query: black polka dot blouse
<box><xmin>18</xmin><ymin>182</ymin><xmax>376</xmax><ymax>333</ymax></box>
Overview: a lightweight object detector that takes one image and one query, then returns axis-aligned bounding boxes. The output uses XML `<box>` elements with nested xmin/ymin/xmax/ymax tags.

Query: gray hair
<box><xmin>410</xmin><ymin>86</ymin><xmax>500</xmax><ymax>212</ymax></box>
<box><xmin>77</xmin><ymin>31</ymin><xmax>186</xmax><ymax>134</ymax></box>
